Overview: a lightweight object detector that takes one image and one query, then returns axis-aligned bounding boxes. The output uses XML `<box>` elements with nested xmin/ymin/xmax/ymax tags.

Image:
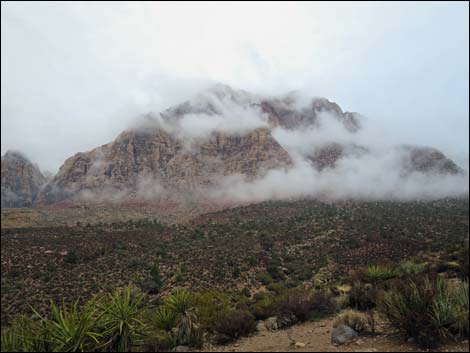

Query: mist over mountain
<box><xmin>1</xmin><ymin>150</ymin><xmax>46</xmax><ymax>207</ymax></box>
<box><xmin>2</xmin><ymin>84</ymin><xmax>466</xmax><ymax>208</ymax></box>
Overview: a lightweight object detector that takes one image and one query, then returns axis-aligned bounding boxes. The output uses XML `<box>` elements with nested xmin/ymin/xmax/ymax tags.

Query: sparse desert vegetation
<box><xmin>1</xmin><ymin>198</ymin><xmax>469</xmax><ymax>351</ymax></box>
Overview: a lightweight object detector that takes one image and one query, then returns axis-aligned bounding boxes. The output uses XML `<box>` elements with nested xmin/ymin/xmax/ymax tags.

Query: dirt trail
<box><xmin>205</xmin><ymin>317</ymin><xmax>469</xmax><ymax>352</ymax></box>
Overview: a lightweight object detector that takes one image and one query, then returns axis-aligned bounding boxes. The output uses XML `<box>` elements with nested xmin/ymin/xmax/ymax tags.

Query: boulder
<box><xmin>264</xmin><ymin>317</ymin><xmax>279</xmax><ymax>331</ymax></box>
<box><xmin>331</xmin><ymin>324</ymin><xmax>358</xmax><ymax>345</ymax></box>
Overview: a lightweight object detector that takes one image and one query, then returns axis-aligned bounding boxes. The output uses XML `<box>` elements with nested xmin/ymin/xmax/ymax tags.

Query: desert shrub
<box><xmin>274</xmin><ymin>288</ymin><xmax>334</xmax><ymax>323</ymax></box>
<box><xmin>193</xmin><ymin>291</ymin><xmax>231</xmax><ymax>332</ymax></box>
<box><xmin>256</xmin><ymin>271</ymin><xmax>273</xmax><ymax>285</ymax></box>
<box><xmin>100</xmin><ymin>286</ymin><xmax>148</xmax><ymax>352</ymax></box>
<box><xmin>138</xmin><ymin>261</ymin><xmax>163</xmax><ymax>294</ymax></box>
<box><xmin>240</xmin><ymin>287</ymin><xmax>251</xmax><ymax>298</ymax></box>
<box><xmin>310</xmin><ymin>289</ymin><xmax>336</xmax><ymax>315</ymax></box>
<box><xmin>379</xmin><ymin>276</ymin><xmax>468</xmax><ymax>349</ymax></box>
<box><xmin>333</xmin><ymin>309</ymin><xmax>372</xmax><ymax>335</ymax></box>
<box><xmin>64</xmin><ymin>249</ymin><xmax>79</xmax><ymax>264</ymax></box>
<box><xmin>349</xmin><ymin>281</ymin><xmax>378</xmax><ymax>311</ymax></box>
<box><xmin>396</xmin><ymin>260</ymin><xmax>427</xmax><ymax>278</ymax></box>
<box><xmin>150</xmin><ymin>262</ymin><xmax>163</xmax><ymax>289</ymax></box>
<box><xmin>212</xmin><ymin>309</ymin><xmax>256</xmax><ymax>343</ymax></box>
<box><xmin>267</xmin><ymin>260</ymin><xmax>284</xmax><ymax>281</ymax></box>
<box><xmin>457</xmin><ymin>239</ymin><xmax>469</xmax><ymax>279</ymax></box>
<box><xmin>250</xmin><ymin>294</ymin><xmax>275</xmax><ymax>320</ymax></box>
<box><xmin>364</xmin><ymin>265</ymin><xmax>396</xmax><ymax>284</ymax></box>
<box><xmin>267</xmin><ymin>282</ymin><xmax>287</xmax><ymax>295</ymax></box>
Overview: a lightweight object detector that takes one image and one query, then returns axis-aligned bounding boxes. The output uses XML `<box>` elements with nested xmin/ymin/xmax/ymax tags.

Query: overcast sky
<box><xmin>1</xmin><ymin>1</ymin><xmax>469</xmax><ymax>173</ymax></box>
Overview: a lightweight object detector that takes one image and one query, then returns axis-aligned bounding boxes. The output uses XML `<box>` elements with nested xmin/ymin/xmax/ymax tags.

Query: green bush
<box><xmin>379</xmin><ymin>276</ymin><xmax>469</xmax><ymax>349</ymax></box>
<box><xmin>364</xmin><ymin>265</ymin><xmax>396</xmax><ymax>284</ymax></box>
<box><xmin>212</xmin><ymin>309</ymin><xmax>256</xmax><ymax>343</ymax></box>
<box><xmin>349</xmin><ymin>281</ymin><xmax>378</xmax><ymax>311</ymax></box>
<box><xmin>250</xmin><ymin>294</ymin><xmax>275</xmax><ymax>320</ymax></box>
<box><xmin>396</xmin><ymin>260</ymin><xmax>427</xmax><ymax>278</ymax></box>
<box><xmin>193</xmin><ymin>291</ymin><xmax>231</xmax><ymax>332</ymax></box>
<box><xmin>256</xmin><ymin>271</ymin><xmax>273</xmax><ymax>285</ymax></box>
<box><xmin>275</xmin><ymin>288</ymin><xmax>334</xmax><ymax>324</ymax></box>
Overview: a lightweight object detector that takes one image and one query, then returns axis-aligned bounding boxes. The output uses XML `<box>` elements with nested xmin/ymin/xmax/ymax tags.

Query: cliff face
<box><xmin>11</xmin><ymin>85</ymin><xmax>463</xmax><ymax>206</ymax></box>
<box><xmin>39</xmin><ymin>126</ymin><xmax>292</xmax><ymax>203</ymax></box>
<box><xmin>1</xmin><ymin>151</ymin><xmax>46</xmax><ymax>207</ymax></box>
<box><xmin>400</xmin><ymin>145</ymin><xmax>463</xmax><ymax>175</ymax></box>
<box><xmin>260</xmin><ymin>96</ymin><xmax>361</xmax><ymax>132</ymax></box>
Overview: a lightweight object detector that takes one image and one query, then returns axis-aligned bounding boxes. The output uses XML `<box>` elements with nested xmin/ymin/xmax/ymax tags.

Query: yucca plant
<box><xmin>1</xmin><ymin>315</ymin><xmax>48</xmax><ymax>352</ymax></box>
<box><xmin>379</xmin><ymin>276</ymin><xmax>467</xmax><ymax>348</ymax></box>
<box><xmin>32</xmin><ymin>298</ymin><xmax>104</xmax><ymax>352</ymax></box>
<box><xmin>153</xmin><ymin>289</ymin><xmax>202</xmax><ymax>348</ymax></box>
<box><xmin>151</xmin><ymin>307</ymin><xmax>177</xmax><ymax>331</ymax></box>
<box><xmin>364</xmin><ymin>265</ymin><xmax>396</xmax><ymax>284</ymax></box>
<box><xmin>100</xmin><ymin>285</ymin><xmax>148</xmax><ymax>352</ymax></box>
<box><xmin>164</xmin><ymin>289</ymin><xmax>194</xmax><ymax>315</ymax></box>
<box><xmin>452</xmin><ymin>281</ymin><xmax>469</xmax><ymax>338</ymax></box>
<box><xmin>431</xmin><ymin>277</ymin><xmax>455</xmax><ymax>340</ymax></box>
<box><xmin>166</xmin><ymin>289</ymin><xmax>201</xmax><ymax>347</ymax></box>
<box><xmin>396</xmin><ymin>260</ymin><xmax>427</xmax><ymax>278</ymax></box>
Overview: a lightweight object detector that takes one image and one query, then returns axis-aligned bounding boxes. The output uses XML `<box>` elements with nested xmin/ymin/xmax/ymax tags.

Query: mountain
<box><xmin>38</xmin><ymin>126</ymin><xmax>292</xmax><ymax>203</ymax></box>
<box><xmin>1</xmin><ymin>151</ymin><xmax>47</xmax><ymax>207</ymax></box>
<box><xmin>2</xmin><ymin>85</ymin><xmax>465</xmax><ymax>207</ymax></box>
<box><xmin>39</xmin><ymin>85</ymin><xmax>364</xmax><ymax>204</ymax></box>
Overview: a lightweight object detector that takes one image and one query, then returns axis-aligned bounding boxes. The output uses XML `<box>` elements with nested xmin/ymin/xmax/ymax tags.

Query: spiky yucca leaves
<box><xmin>364</xmin><ymin>265</ymin><xmax>396</xmax><ymax>284</ymax></box>
<box><xmin>153</xmin><ymin>289</ymin><xmax>202</xmax><ymax>348</ymax></box>
<box><xmin>379</xmin><ymin>276</ymin><xmax>468</xmax><ymax>348</ymax></box>
<box><xmin>251</xmin><ymin>295</ymin><xmax>275</xmax><ymax>320</ymax></box>
<box><xmin>396</xmin><ymin>260</ymin><xmax>427</xmax><ymax>278</ymax></box>
<box><xmin>452</xmin><ymin>281</ymin><xmax>469</xmax><ymax>338</ymax></box>
<box><xmin>31</xmin><ymin>298</ymin><xmax>104</xmax><ymax>352</ymax></box>
<box><xmin>100</xmin><ymin>285</ymin><xmax>148</xmax><ymax>352</ymax></box>
<box><xmin>152</xmin><ymin>307</ymin><xmax>177</xmax><ymax>331</ymax></box>
<box><xmin>0</xmin><ymin>315</ymin><xmax>48</xmax><ymax>352</ymax></box>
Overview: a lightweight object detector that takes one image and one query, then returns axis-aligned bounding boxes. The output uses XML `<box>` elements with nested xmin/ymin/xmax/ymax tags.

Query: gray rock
<box><xmin>173</xmin><ymin>346</ymin><xmax>190</xmax><ymax>352</ymax></box>
<box><xmin>256</xmin><ymin>321</ymin><xmax>267</xmax><ymax>332</ymax></box>
<box><xmin>265</xmin><ymin>316</ymin><xmax>279</xmax><ymax>331</ymax></box>
<box><xmin>277</xmin><ymin>314</ymin><xmax>298</xmax><ymax>328</ymax></box>
<box><xmin>331</xmin><ymin>325</ymin><xmax>358</xmax><ymax>345</ymax></box>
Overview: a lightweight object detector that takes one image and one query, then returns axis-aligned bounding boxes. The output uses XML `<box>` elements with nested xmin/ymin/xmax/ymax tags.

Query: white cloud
<box><xmin>1</xmin><ymin>1</ymin><xmax>468</xmax><ymax>176</ymax></box>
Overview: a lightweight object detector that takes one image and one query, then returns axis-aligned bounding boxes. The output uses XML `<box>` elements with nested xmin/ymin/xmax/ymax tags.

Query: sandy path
<box><xmin>205</xmin><ymin>317</ymin><xmax>469</xmax><ymax>352</ymax></box>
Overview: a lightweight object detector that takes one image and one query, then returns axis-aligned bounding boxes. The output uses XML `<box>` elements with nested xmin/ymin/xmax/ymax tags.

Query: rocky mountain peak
<box><xmin>1</xmin><ymin>151</ymin><xmax>46</xmax><ymax>207</ymax></box>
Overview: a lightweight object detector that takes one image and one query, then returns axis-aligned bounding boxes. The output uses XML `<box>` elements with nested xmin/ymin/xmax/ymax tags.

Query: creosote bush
<box><xmin>212</xmin><ymin>309</ymin><xmax>256</xmax><ymax>343</ymax></box>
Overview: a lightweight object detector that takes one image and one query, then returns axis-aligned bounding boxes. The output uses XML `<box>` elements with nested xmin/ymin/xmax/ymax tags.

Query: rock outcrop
<box><xmin>1</xmin><ymin>151</ymin><xmax>46</xmax><ymax>207</ymax></box>
<box><xmin>400</xmin><ymin>145</ymin><xmax>463</xmax><ymax>175</ymax></box>
<box><xmin>38</xmin><ymin>126</ymin><xmax>292</xmax><ymax>203</ymax></box>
